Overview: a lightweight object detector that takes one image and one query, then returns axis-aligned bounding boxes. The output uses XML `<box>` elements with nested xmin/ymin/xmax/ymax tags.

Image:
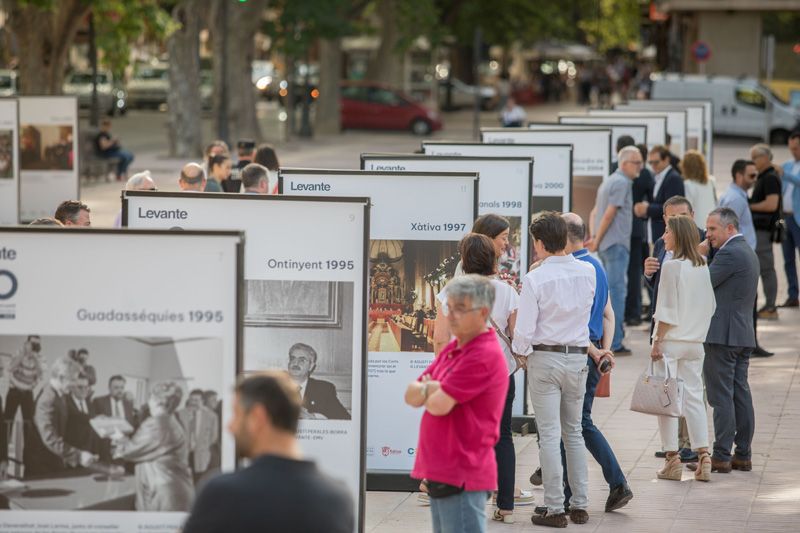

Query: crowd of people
<box><xmin>14</xmin><ymin>125</ymin><xmax>800</xmax><ymax>531</ymax></box>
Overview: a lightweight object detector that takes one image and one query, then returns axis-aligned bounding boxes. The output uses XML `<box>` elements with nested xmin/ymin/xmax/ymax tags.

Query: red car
<box><xmin>340</xmin><ymin>81</ymin><xmax>442</xmax><ymax>135</ymax></box>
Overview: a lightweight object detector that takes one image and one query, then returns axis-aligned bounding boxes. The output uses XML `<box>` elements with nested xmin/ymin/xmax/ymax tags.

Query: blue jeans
<box><xmin>494</xmin><ymin>376</ymin><xmax>515</xmax><ymax>510</ymax></box>
<box><xmin>101</xmin><ymin>147</ymin><xmax>134</xmax><ymax>177</ymax></box>
<box><xmin>430</xmin><ymin>490</ymin><xmax>488</xmax><ymax>533</ymax></box>
<box><xmin>781</xmin><ymin>214</ymin><xmax>800</xmax><ymax>300</ymax></box>
<box><xmin>561</xmin><ymin>355</ymin><xmax>626</xmax><ymax>506</ymax></box>
<box><xmin>599</xmin><ymin>244</ymin><xmax>629</xmax><ymax>350</ymax></box>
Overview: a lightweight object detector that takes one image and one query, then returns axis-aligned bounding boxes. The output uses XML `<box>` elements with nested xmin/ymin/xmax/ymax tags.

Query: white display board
<box><xmin>361</xmin><ymin>154</ymin><xmax>532</xmax><ymax>417</ymax></box>
<box><xmin>279</xmin><ymin>169</ymin><xmax>478</xmax><ymax>487</ymax></box>
<box><xmin>0</xmin><ymin>99</ymin><xmax>19</xmax><ymax>224</ymax></box>
<box><xmin>421</xmin><ymin>141</ymin><xmax>573</xmax><ymax>217</ymax></box>
<box><xmin>18</xmin><ymin>97</ymin><xmax>80</xmax><ymax>222</ymax></box>
<box><xmin>620</xmin><ymin>99</ymin><xmax>713</xmax><ymax>171</ymax></box>
<box><xmin>0</xmin><ymin>227</ymin><xmax>241</xmax><ymax>533</ymax></box>
<box><xmin>481</xmin><ymin>128</ymin><xmax>610</xmax><ymax>233</ymax></box>
<box><xmin>588</xmin><ymin>109</ymin><xmax>687</xmax><ymax>157</ymax></box>
<box><xmin>558</xmin><ymin>113</ymin><xmax>667</xmax><ymax>149</ymax></box>
<box><xmin>123</xmin><ymin>192</ymin><xmax>368</xmax><ymax>530</ymax></box>
<box><xmin>528</xmin><ymin>122</ymin><xmax>646</xmax><ymax>162</ymax></box>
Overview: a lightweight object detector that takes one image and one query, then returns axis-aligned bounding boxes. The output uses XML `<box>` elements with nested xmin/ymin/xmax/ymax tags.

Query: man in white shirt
<box><xmin>513</xmin><ymin>212</ymin><xmax>596</xmax><ymax>528</ymax></box>
<box><xmin>779</xmin><ymin>132</ymin><xmax>800</xmax><ymax>308</ymax></box>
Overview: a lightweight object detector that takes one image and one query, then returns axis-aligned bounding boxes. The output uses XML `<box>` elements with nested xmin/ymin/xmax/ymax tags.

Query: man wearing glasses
<box><xmin>286</xmin><ymin>343</ymin><xmax>350</xmax><ymax>420</ymax></box>
<box><xmin>719</xmin><ymin>159</ymin><xmax>772</xmax><ymax>357</ymax></box>
<box><xmin>588</xmin><ymin>145</ymin><xmax>642</xmax><ymax>355</ymax></box>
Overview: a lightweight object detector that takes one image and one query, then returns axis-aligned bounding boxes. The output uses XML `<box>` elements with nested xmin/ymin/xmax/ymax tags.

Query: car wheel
<box><xmin>770</xmin><ymin>129</ymin><xmax>789</xmax><ymax>146</ymax></box>
<box><xmin>410</xmin><ymin>118</ymin><xmax>432</xmax><ymax>136</ymax></box>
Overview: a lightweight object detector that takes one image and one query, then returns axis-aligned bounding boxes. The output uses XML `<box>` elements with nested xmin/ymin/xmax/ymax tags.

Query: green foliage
<box><xmin>94</xmin><ymin>0</ymin><xmax>177</xmax><ymax>78</ymax></box>
<box><xmin>762</xmin><ymin>11</ymin><xmax>800</xmax><ymax>43</ymax></box>
<box><xmin>264</xmin><ymin>0</ymin><xmax>358</xmax><ymax>59</ymax></box>
<box><xmin>577</xmin><ymin>0</ymin><xmax>640</xmax><ymax>52</ymax></box>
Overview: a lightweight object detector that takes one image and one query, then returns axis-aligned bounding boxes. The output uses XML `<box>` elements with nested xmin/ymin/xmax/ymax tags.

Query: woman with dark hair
<box><xmin>431</xmin><ymin>233</ymin><xmax>527</xmax><ymax>523</ymax></box>
<box><xmin>254</xmin><ymin>143</ymin><xmax>280</xmax><ymax>194</ymax></box>
<box><xmin>205</xmin><ymin>154</ymin><xmax>230</xmax><ymax>193</ymax></box>
<box><xmin>454</xmin><ymin>214</ymin><xmax>512</xmax><ymax>280</ymax></box>
<box><xmin>112</xmin><ymin>381</ymin><xmax>194</xmax><ymax>511</ymax></box>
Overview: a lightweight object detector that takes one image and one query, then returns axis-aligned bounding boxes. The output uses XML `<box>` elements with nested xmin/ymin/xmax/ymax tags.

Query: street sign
<box><xmin>691</xmin><ymin>41</ymin><xmax>712</xmax><ymax>63</ymax></box>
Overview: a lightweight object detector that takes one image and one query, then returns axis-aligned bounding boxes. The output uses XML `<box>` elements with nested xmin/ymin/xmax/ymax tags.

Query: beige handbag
<box><xmin>630</xmin><ymin>357</ymin><xmax>684</xmax><ymax>417</ymax></box>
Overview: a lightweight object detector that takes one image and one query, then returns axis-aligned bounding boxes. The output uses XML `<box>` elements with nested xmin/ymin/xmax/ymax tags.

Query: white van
<box><xmin>651</xmin><ymin>73</ymin><xmax>800</xmax><ymax>144</ymax></box>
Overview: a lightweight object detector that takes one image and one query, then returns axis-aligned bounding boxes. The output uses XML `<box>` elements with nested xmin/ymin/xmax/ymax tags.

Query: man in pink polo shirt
<box><xmin>405</xmin><ymin>274</ymin><xmax>509</xmax><ymax>533</ymax></box>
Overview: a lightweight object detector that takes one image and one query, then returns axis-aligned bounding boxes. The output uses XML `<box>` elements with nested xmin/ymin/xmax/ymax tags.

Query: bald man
<box><xmin>179</xmin><ymin>163</ymin><xmax>207</xmax><ymax>192</ymax></box>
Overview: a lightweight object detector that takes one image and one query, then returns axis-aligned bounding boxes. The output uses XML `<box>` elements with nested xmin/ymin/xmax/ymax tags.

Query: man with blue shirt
<box><xmin>717</xmin><ymin>159</ymin><xmax>771</xmax><ymax>357</ymax></box>
<box><xmin>779</xmin><ymin>132</ymin><xmax>800</xmax><ymax>308</ymax></box>
<box><xmin>588</xmin><ymin>145</ymin><xmax>642</xmax><ymax>354</ymax></box>
<box><xmin>532</xmin><ymin>213</ymin><xmax>633</xmax><ymax>516</ymax></box>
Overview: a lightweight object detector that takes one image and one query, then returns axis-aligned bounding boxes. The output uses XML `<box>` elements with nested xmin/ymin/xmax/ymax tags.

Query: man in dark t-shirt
<box><xmin>749</xmin><ymin>144</ymin><xmax>782</xmax><ymax>319</ymax></box>
<box><xmin>182</xmin><ymin>372</ymin><xmax>354</xmax><ymax>533</ymax></box>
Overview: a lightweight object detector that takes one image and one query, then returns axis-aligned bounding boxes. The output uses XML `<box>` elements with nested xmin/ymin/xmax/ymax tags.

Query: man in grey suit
<box><xmin>701</xmin><ymin>207</ymin><xmax>760</xmax><ymax>474</ymax></box>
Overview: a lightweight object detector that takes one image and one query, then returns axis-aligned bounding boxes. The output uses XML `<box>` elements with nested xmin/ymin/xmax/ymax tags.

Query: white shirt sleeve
<box><xmin>653</xmin><ymin>260</ymin><xmax>680</xmax><ymax>327</ymax></box>
<box><xmin>512</xmin><ymin>275</ymin><xmax>538</xmax><ymax>355</ymax></box>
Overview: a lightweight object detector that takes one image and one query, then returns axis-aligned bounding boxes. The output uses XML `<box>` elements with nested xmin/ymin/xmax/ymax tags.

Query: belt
<box><xmin>532</xmin><ymin>344</ymin><xmax>588</xmax><ymax>354</ymax></box>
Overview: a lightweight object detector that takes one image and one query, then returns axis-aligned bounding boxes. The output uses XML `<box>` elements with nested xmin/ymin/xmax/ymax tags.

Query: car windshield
<box><xmin>135</xmin><ymin>68</ymin><xmax>167</xmax><ymax>80</ymax></box>
<box><xmin>69</xmin><ymin>73</ymin><xmax>109</xmax><ymax>84</ymax></box>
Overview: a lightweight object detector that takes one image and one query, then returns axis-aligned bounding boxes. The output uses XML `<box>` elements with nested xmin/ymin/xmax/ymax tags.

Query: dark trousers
<box><xmin>781</xmin><ymin>213</ymin><xmax>800</xmax><ymax>300</ymax></box>
<box><xmin>625</xmin><ymin>237</ymin><xmax>647</xmax><ymax>321</ymax></box>
<box><xmin>703</xmin><ymin>343</ymin><xmax>755</xmax><ymax>462</ymax></box>
<box><xmin>561</xmin><ymin>354</ymin><xmax>626</xmax><ymax>506</ymax></box>
<box><xmin>4</xmin><ymin>387</ymin><xmax>35</xmax><ymax>423</ymax></box>
<box><xmin>101</xmin><ymin>147</ymin><xmax>134</xmax><ymax>177</ymax></box>
<box><xmin>494</xmin><ymin>375</ymin><xmax>515</xmax><ymax>510</ymax></box>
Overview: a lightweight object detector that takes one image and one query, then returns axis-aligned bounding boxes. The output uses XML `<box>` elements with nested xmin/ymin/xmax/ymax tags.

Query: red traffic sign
<box><xmin>691</xmin><ymin>41</ymin><xmax>712</xmax><ymax>63</ymax></box>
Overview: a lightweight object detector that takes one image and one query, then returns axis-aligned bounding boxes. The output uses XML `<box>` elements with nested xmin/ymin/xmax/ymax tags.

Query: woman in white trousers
<box><xmin>651</xmin><ymin>215</ymin><xmax>717</xmax><ymax>481</ymax></box>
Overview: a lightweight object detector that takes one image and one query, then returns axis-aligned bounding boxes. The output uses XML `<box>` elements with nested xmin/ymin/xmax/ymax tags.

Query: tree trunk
<box><xmin>6</xmin><ymin>0</ymin><xmax>89</xmax><ymax>94</ymax></box>
<box><xmin>210</xmin><ymin>0</ymin><xmax>265</xmax><ymax>144</ymax></box>
<box><xmin>315</xmin><ymin>38</ymin><xmax>342</xmax><ymax>135</ymax></box>
<box><xmin>365</xmin><ymin>0</ymin><xmax>404</xmax><ymax>87</ymax></box>
<box><xmin>167</xmin><ymin>1</ymin><xmax>203</xmax><ymax>158</ymax></box>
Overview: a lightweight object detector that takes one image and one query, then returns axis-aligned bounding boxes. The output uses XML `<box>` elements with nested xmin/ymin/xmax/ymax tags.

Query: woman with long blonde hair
<box><xmin>680</xmin><ymin>150</ymin><xmax>717</xmax><ymax>229</ymax></box>
<box><xmin>651</xmin><ymin>215</ymin><xmax>716</xmax><ymax>482</ymax></box>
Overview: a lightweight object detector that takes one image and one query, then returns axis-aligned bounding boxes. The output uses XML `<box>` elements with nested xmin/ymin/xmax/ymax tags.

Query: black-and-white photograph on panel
<box><xmin>0</xmin><ymin>228</ymin><xmax>241</xmax><ymax>532</ymax></box>
<box><xmin>245</xmin><ymin>279</ymin><xmax>354</xmax><ymax>421</ymax></box>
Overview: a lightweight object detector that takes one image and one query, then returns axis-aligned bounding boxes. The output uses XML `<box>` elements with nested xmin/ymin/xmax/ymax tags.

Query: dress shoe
<box><xmin>686</xmin><ymin>457</ymin><xmax>731</xmax><ymax>473</ymax></box>
<box><xmin>757</xmin><ymin>306</ymin><xmax>779</xmax><ymax>320</ymax></box>
<box><xmin>732</xmin><ymin>457</ymin><xmax>752</xmax><ymax>471</ymax></box>
<box><xmin>536</xmin><ymin>503</ymin><xmax>570</xmax><ymax>516</ymax></box>
<box><xmin>625</xmin><ymin>318</ymin><xmax>642</xmax><ymax>326</ymax></box>
<box><xmin>530</xmin><ymin>466</ymin><xmax>542</xmax><ymax>486</ymax></box>
<box><xmin>605</xmin><ymin>483</ymin><xmax>633</xmax><ymax>512</ymax></box>
<box><xmin>569</xmin><ymin>509</ymin><xmax>589</xmax><ymax>524</ymax></box>
<box><xmin>614</xmin><ymin>345</ymin><xmax>632</xmax><ymax>355</ymax></box>
<box><xmin>531</xmin><ymin>512</ymin><xmax>568</xmax><ymax>528</ymax></box>
<box><xmin>751</xmin><ymin>346</ymin><xmax>774</xmax><ymax>357</ymax></box>
<box><xmin>654</xmin><ymin>450</ymin><xmax>667</xmax><ymax>458</ymax></box>
<box><xmin>679</xmin><ymin>448</ymin><xmax>698</xmax><ymax>462</ymax></box>
<box><xmin>779</xmin><ymin>298</ymin><xmax>799</xmax><ymax>308</ymax></box>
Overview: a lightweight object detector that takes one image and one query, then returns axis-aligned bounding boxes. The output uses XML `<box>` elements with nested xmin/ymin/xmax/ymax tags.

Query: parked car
<box><xmin>340</xmin><ymin>81</ymin><xmax>442</xmax><ymax>135</ymax></box>
<box><xmin>0</xmin><ymin>70</ymin><xmax>17</xmax><ymax>97</ymax></box>
<box><xmin>652</xmin><ymin>73</ymin><xmax>800</xmax><ymax>144</ymax></box>
<box><xmin>438</xmin><ymin>77</ymin><xmax>496</xmax><ymax>110</ymax></box>
<box><xmin>126</xmin><ymin>64</ymin><xmax>169</xmax><ymax>109</ymax></box>
<box><xmin>63</xmin><ymin>70</ymin><xmax>127</xmax><ymax>115</ymax></box>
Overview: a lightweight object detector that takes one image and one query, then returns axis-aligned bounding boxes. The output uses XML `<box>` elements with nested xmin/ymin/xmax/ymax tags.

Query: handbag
<box><xmin>595</xmin><ymin>371</ymin><xmax>611</xmax><ymax>398</ymax></box>
<box><xmin>489</xmin><ymin>317</ymin><xmax>526</xmax><ymax>374</ymax></box>
<box><xmin>629</xmin><ymin>357</ymin><xmax>684</xmax><ymax>417</ymax></box>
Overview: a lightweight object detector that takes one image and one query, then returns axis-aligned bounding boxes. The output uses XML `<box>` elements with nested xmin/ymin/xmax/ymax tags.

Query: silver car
<box><xmin>63</xmin><ymin>71</ymin><xmax>127</xmax><ymax>115</ymax></box>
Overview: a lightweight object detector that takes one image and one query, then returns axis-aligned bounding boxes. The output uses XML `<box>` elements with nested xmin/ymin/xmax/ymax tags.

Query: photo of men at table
<box><xmin>0</xmin><ymin>335</ymin><xmax>224</xmax><ymax>512</ymax></box>
<box><xmin>367</xmin><ymin>240</ymin><xmax>459</xmax><ymax>352</ymax></box>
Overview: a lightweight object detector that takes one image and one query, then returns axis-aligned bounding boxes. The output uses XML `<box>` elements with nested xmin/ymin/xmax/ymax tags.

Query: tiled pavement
<box><xmin>365</xmin><ymin>308</ymin><xmax>800</xmax><ymax>532</ymax></box>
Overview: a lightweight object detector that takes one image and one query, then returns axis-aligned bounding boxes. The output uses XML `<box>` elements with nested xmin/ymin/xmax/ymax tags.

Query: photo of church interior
<box><xmin>367</xmin><ymin>240</ymin><xmax>459</xmax><ymax>352</ymax></box>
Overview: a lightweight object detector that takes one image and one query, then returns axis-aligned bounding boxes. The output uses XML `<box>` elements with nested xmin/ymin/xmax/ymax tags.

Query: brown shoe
<box><xmin>531</xmin><ymin>512</ymin><xmax>568</xmax><ymax>528</ymax></box>
<box><xmin>710</xmin><ymin>458</ymin><xmax>732</xmax><ymax>473</ymax></box>
<box><xmin>732</xmin><ymin>457</ymin><xmax>752</xmax><ymax>471</ymax></box>
<box><xmin>570</xmin><ymin>509</ymin><xmax>589</xmax><ymax>524</ymax></box>
<box><xmin>757</xmin><ymin>306</ymin><xmax>778</xmax><ymax>320</ymax></box>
